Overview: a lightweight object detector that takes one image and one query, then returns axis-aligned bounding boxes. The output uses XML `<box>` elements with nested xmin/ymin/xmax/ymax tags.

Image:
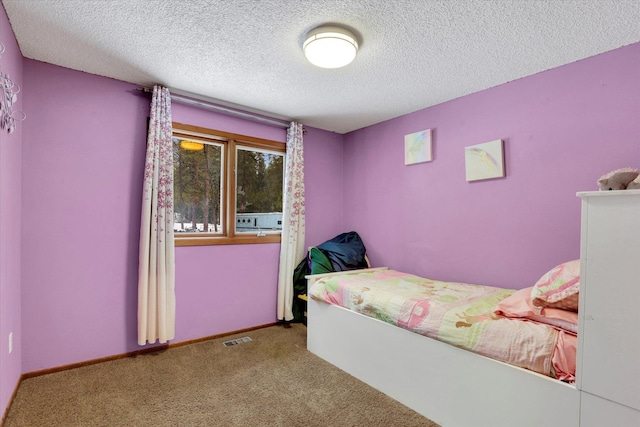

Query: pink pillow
<box><xmin>495</xmin><ymin>287</ymin><xmax>578</xmax><ymax>334</ymax></box>
<box><xmin>530</xmin><ymin>260</ymin><xmax>580</xmax><ymax>312</ymax></box>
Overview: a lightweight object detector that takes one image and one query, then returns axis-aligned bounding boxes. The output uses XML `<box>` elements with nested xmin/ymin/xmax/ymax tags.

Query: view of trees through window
<box><xmin>236</xmin><ymin>148</ymin><xmax>284</xmax><ymax>232</ymax></box>
<box><xmin>173</xmin><ymin>138</ymin><xmax>223</xmax><ymax>233</ymax></box>
<box><xmin>173</xmin><ymin>137</ymin><xmax>284</xmax><ymax>235</ymax></box>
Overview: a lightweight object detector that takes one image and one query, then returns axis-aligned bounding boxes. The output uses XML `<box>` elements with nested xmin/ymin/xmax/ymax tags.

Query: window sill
<box><xmin>175</xmin><ymin>234</ymin><xmax>281</xmax><ymax>246</ymax></box>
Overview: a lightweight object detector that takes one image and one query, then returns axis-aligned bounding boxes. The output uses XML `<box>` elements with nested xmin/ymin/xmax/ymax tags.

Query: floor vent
<box><xmin>223</xmin><ymin>336</ymin><xmax>252</xmax><ymax>347</ymax></box>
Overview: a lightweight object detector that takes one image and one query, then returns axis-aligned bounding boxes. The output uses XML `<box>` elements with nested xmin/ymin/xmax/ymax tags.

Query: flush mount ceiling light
<box><xmin>179</xmin><ymin>140</ymin><xmax>204</xmax><ymax>151</ymax></box>
<box><xmin>303</xmin><ymin>25</ymin><xmax>359</xmax><ymax>69</ymax></box>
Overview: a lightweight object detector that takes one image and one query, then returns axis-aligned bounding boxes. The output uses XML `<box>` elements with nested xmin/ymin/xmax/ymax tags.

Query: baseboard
<box><xmin>2</xmin><ymin>322</ymin><xmax>278</xmax><ymax>424</ymax></box>
<box><xmin>164</xmin><ymin>322</ymin><xmax>279</xmax><ymax>350</ymax></box>
<box><xmin>23</xmin><ymin>322</ymin><xmax>278</xmax><ymax>380</ymax></box>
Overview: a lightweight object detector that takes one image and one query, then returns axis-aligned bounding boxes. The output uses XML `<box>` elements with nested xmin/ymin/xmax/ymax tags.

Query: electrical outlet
<box><xmin>9</xmin><ymin>332</ymin><xmax>13</xmax><ymax>354</ymax></box>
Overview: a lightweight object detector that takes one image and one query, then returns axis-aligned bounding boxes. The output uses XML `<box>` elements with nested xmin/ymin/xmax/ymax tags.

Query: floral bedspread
<box><xmin>309</xmin><ymin>269</ymin><xmax>560</xmax><ymax>378</ymax></box>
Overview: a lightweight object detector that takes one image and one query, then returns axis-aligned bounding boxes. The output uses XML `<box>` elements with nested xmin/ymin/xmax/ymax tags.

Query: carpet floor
<box><xmin>4</xmin><ymin>324</ymin><xmax>439</xmax><ymax>426</ymax></box>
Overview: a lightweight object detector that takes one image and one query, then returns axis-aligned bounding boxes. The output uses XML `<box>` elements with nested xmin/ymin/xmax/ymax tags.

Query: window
<box><xmin>172</xmin><ymin>122</ymin><xmax>285</xmax><ymax>246</ymax></box>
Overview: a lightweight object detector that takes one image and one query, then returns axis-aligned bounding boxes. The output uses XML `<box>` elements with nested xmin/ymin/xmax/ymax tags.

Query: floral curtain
<box><xmin>277</xmin><ymin>122</ymin><xmax>305</xmax><ymax>321</ymax></box>
<box><xmin>137</xmin><ymin>85</ymin><xmax>176</xmax><ymax>345</ymax></box>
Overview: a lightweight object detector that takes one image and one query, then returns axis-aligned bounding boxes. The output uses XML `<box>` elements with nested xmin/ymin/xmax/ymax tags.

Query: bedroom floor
<box><xmin>4</xmin><ymin>323</ymin><xmax>439</xmax><ymax>426</ymax></box>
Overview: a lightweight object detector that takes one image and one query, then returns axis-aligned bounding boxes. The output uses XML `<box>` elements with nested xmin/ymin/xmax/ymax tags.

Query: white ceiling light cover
<box><xmin>303</xmin><ymin>26</ymin><xmax>359</xmax><ymax>69</ymax></box>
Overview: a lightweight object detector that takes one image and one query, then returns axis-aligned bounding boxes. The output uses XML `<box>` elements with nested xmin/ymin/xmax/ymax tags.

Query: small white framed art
<box><xmin>464</xmin><ymin>139</ymin><xmax>505</xmax><ymax>181</ymax></box>
<box><xmin>404</xmin><ymin>129</ymin><xmax>432</xmax><ymax>165</ymax></box>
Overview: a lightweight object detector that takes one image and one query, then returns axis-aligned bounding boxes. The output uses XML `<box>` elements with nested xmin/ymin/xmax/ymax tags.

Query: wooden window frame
<box><xmin>172</xmin><ymin>122</ymin><xmax>285</xmax><ymax>246</ymax></box>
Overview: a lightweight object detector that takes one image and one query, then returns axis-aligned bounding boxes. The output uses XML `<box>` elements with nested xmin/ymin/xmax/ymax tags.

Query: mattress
<box><xmin>309</xmin><ymin>269</ymin><xmax>576</xmax><ymax>381</ymax></box>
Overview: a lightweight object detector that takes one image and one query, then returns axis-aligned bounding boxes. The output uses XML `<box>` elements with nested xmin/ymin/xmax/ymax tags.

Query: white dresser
<box><xmin>577</xmin><ymin>190</ymin><xmax>640</xmax><ymax>426</ymax></box>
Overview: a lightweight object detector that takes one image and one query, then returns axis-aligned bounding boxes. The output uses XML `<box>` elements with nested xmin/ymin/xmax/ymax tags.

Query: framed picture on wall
<box><xmin>464</xmin><ymin>139</ymin><xmax>505</xmax><ymax>181</ymax></box>
<box><xmin>404</xmin><ymin>129</ymin><xmax>432</xmax><ymax>165</ymax></box>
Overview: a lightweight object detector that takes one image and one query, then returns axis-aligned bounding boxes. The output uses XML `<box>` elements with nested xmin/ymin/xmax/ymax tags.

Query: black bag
<box><xmin>291</xmin><ymin>231</ymin><xmax>368</xmax><ymax>322</ymax></box>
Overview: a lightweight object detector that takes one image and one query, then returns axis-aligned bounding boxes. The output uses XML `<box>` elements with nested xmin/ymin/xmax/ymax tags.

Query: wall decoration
<box><xmin>404</xmin><ymin>129</ymin><xmax>432</xmax><ymax>165</ymax></box>
<box><xmin>464</xmin><ymin>139</ymin><xmax>505</xmax><ymax>181</ymax></box>
<box><xmin>0</xmin><ymin>42</ymin><xmax>26</xmax><ymax>134</ymax></box>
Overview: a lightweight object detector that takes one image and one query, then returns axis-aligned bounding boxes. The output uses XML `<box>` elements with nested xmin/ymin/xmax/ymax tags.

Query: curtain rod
<box><xmin>138</xmin><ymin>87</ymin><xmax>291</xmax><ymax>129</ymax></box>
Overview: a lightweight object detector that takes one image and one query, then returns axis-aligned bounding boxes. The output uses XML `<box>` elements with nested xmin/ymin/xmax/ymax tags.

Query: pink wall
<box><xmin>20</xmin><ymin>61</ymin><xmax>345</xmax><ymax>373</ymax></box>
<box><xmin>0</xmin><ymin>4</ymin><xmax>23</xmax><ymax>416</ymax></box>
<box><xmin>302</xmin><ymin>128</ymin><xmax>345</xmax><ymax>247</ymax></box>
<box><xmin>21</xmin><ymin>61</ymin><xmax>151</xmax><ymax>372</ymax></box>
<box><xmin>343</xmin><ymin>42</ymin><xmax>640</xmax><ymax>289</ymax></box>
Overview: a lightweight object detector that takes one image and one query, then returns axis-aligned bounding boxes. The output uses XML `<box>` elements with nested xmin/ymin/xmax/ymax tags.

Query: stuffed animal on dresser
<box><xmin>597</xmin><ymin>167</ymin><xmax>639</xmax><ymax>190</ymax></box>
<box><xmin>627</xmin><ymin>175</ymin><xmax>640</xmax><ymax>190</ymax></box>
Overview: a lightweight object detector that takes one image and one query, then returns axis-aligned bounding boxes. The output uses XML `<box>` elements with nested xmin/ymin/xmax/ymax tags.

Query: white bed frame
<box><xmin>306</xmin><ymin>191</ymin><xmax>640</xmax><ymax>427</ymax></box>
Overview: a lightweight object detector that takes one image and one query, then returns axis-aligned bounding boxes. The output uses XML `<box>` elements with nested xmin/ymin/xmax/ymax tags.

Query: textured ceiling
<box><xmin>3</xmin><ymin>0</ymin><xmax>640</xmax><ymax>134</ymax></box>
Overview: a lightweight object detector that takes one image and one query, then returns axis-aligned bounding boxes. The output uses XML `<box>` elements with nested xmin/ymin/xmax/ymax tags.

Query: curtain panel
<box><xmin>137</xmin><ymin>85</ymin><xmax>176</xmax><ymax>345</ymax></box>
<box><xmin>277</xmin><ymin>122</ymin><xmax>306</xmax><ymax>321</ymax></box>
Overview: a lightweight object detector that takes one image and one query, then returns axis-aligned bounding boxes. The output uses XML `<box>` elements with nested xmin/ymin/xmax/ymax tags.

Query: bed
<box><xmin>305</xmin><ymin>191</ymin><xmax>640</xmax><ymax>427</ymax></box>
<box><xmin>309</xmin><ymin>268</ymin><xmax>577</xmax><ymax>381</ymax></box>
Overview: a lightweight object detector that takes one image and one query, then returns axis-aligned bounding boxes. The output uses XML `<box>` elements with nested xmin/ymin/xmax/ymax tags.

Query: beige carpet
<box><xmin>4</xmin><ymin>324</ymin><xmax>439</xmax><ymax>426</ymax></box>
